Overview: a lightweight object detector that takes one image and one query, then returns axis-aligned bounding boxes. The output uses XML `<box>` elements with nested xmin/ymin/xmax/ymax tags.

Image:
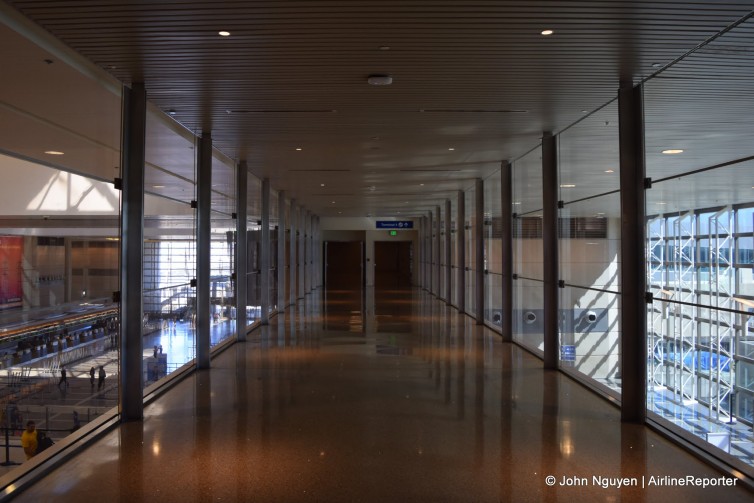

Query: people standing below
<box><xmin>89</xmin><ymin>366</ymin><xmax>95</xmax><ymax>387</ymax></box>
<box><xmin>21</xmin><ymin>420</ymin><xmax>37</xmax><ymax>460</ymax></box>
<box><xmin>98</xmin><ymin>365</ymin><xmax>106</xmax><ymax>390</ymax></box>
<box><xmin>36</xmin><ymin>430</ymin><xmax>54</xmax><ymax>453</ymax></box>
<box><xmin>58</xmin><ymin>367</ymin><xmax>68</xmax><ymax>388</ymax></box>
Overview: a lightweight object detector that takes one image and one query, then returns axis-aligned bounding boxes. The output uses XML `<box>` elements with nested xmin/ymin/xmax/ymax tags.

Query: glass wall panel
<box><xmin>246</xmin><ymin>176</ymin><xmax>262</xmax><ymax>326</ymax></box>
<box><xmin>557</xmin><ymin>100</ymin><xmax>621</xmax><ymax>393</ymax></box>
<box><xmin>465</xmin><ymin>188</ymin><xmax>475</xmax><ymax>315</ymax></box>
<box><xmin>484</xmin><ymin>170</ymin><xmax>502</xmax><ymax>329</ymax></box>
<box><xmin>512</xmin><ymin>146</ymin><xmax>543</xmax><ymax>353</ymax></box>
<box><xmin>143</xmin><ymin>112</ymin><xmax>197</xmax><ymax>385</ymax></box>
<box><xmin>209</xmin><ymin>155</ymin><xmax>236</xmax><ymax>346</ymax></box>
<box><xmin>0</xmin><ymin>58</ymin><xmax>122</xmax><ymax>451</ymax></box>
<box><xmin>645</xmin><ymin>18</ymin><xmax>754</xmax><ymax>472</ymax></box>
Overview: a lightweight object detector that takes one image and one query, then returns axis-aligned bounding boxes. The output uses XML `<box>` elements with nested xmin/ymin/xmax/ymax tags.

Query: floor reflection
<box><xmin>11</xmin><ymin>287</ymin><xmax>754</xmax><ymax>502</ymax></box>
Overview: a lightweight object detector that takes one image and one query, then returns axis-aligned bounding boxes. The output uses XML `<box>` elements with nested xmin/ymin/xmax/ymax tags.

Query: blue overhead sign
<box><xmin>376</xmin><ymin>221</ymin><xmax>414</xmax><ymax>229</ymax></box>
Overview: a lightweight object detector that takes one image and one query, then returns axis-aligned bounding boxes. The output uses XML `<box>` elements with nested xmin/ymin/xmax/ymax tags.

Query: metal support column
<box><xmin>444</xmin><ymin>199</ymin><xmax>452</xmax><ymax>303</ymax></box>
<box><xmin>298</xmin><ymin>207</ymin><xmax>305</xmax><ymax>298</ymax></box>
<box><xmin>260</xmin><ymin>178</ymin><xmax>270</xmax><ymax>324</ymax></box>
<box><xmin>236</xmin><ymin>161</ymin><xmax>248</xmax><ymax>341</ymax></box>
<box><xmin>435</xmin><ymin>205</ymin><xmax>441</xmax><ymax>298</ymax></box>
<box><xmin>457</xmin><ymin>190</ymin><xmax>466</xmax><ymax>313</ymax></box>
<box><xmin>542</xmin><ymin>132</ymin><xmax>558</xmax><ymax>369</ymax></box>
<box><xmin>119</xmin><ymin>83</ymin><xmax>146</xmax><ymax>421</ymax></box>
<box><xmin>196</xmin><ymin>132</ymin><xmax>212</xmax><ymax>369</ymax></box>
<box><xmin>428</xmin><ymin>211</ymin><xmax>434</xmax><ymax>295</ymax></box>
<box><xmin>619</xmin><ymin>81</ymin><xmax>647</xmax><ymax>423</ymax></box>
<box><xmin>277</xmin><ymin>191</ymin><xmax>287</xmax><ymax>311</ymax></box>
<box><xmin>475</xmin><ymin>178</ymin><xmax>484</xmax><ymax>324</ymax></box>
<box><xmin>501</xmin><ymin>161</ymin><xmax>513</xmax><ymax>343</ymax></box>
<box><xmin>420</xmin><ymin>216</ymin><xmax>427</xmax><ymax>290</ymax></box>
<box><xmin>304</xmin><ymin>211</ymin><xmax>311</xmax><ymax>294</ymax></box>
<box><xmin>289</xmin><ymin>200</ymin><xmax>297</xmax><ymax>305</ymax></box>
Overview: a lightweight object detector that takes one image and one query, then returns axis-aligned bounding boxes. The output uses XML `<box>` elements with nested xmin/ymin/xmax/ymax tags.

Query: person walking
<box><xmin>21</xmin><ymin>420</ymin><xmax>38</xmax><ymax>460</ymax></box>
<box><xmin>89</xmin><ymin>366</ymin><xmax>95</xmax><ymax>387</ymax></box>
<box><xmin>98</xmin><ymin>365</ymin><xmax>106</xmax><ymax>390</ymax></box>
<box><xmin>58</xmin><ymin>367</ymin><xmax>68</xmax><ymax>388</ymax></box>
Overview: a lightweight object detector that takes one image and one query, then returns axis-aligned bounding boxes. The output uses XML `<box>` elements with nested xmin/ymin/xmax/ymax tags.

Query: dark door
<box><xmin>325</xmin><ymin>241</ymin><xmax>363</xmax><ymax>290</ymax></box>
<box><xmin>374</xmin><ymin>241</ymin><xmax>412</xmax><ymax>288</ymax></box>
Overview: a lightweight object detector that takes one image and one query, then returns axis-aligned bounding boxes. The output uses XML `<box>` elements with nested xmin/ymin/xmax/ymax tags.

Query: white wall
<box><xmin>320</xmin><ymin>217</ymin><xmax>419</xmax><ymax>286</ymax></box>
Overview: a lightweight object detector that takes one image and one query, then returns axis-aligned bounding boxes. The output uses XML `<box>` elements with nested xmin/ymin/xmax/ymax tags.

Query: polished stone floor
<box><xmin>10</xmin><ymin>288</ymin><xmax>754</xmax><ymax>502</ymax></box>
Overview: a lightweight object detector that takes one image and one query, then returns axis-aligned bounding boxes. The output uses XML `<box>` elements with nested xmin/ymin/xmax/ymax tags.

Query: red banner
<box><xmin>0</xmin><ymin>236</ymin><xmax>23</xmax><ymax>310</ymax></box>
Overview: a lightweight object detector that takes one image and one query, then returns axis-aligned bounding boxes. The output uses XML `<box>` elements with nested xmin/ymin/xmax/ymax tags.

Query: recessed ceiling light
<box><xmin>338</xmin><ymin>211</ymin><xmax>342</xmax><ymax>214</ymax></box>
<box><xmin>218</xmin><ymin>31</ymin><xmax>231</xmax><ymax>37</ymax></box>
<box><xmin>320</xmin><ymin>183</ymin><xmax>326</xmax><ymax>187</ymax></box>
<box><xmin>419</xmin><ymin>183</ymin><xmax>424</xmax><ymax>186</ymax></box>
<box><xmin>379</xmin><ymin>46</ymin><xmax>391</xmax><ymax>51</ymax></box>
<box><xmin>656</xmin><ymin>202</ymin><xmax>667</xmax><ymax>205</ymax></box>
<box><xmin>581</xmin><ymin>109</ymin><xmax>588</xmax><ymax>113</ymax></box>
<box><xmin>295</xmin><ymin>147</ymin><xmax>302</xmax><ymax>151</ymax></box>
<box><xmin>448</xmin><ymin>147</ymin><xmax>455</xmax><ymax>151</ymax></box>
<box><xmin>652</xmin><ymin>62</ymin><xmax>662</xmax><ymax>68</ymax></box>
<box><xmin>331</xmin><ymin>201</ymin><xmax>336</xmax><ymax>204</ymax></box>
<box><xmin>152</xmin><ymin>185</ymin><xmax>165</xmax><ymax>188</ymax></box>
<box><xmin>44</xmin><ymin>150</ymin><xmax>64</xmax><ymax>155</ymax></box>
<box><xmin>541</xmin><ymin>29</ymin><xmax>554</xmax><ymax>36</ymax></box>
<box><xmin>662</xmin><ymin>149</ymin><xmax>683</xmax><ymax>154</ymax></box>
<box><xmin>604</xmin><ymin>169</ymin><xmax>614</xmax><ymax>173</ymax></box>
<box><xmin>560</xmin><ymin>184</ymin><xmax>576</xmax><ymax>188</ymax></box>
<box><xmin>367</xmin><ymin>74</ymin><xmax>393</xmax><ymax>86</ymax></box>
<box><xmin>513</xmin><ymin>202</ymin><xmax>521</xmax><ymax>205</ymax></box>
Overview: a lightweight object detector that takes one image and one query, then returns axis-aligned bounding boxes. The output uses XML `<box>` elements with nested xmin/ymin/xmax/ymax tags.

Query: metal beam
<box><xmin>542</xmin><ymin>132</ymin><xmax>558</xmax><ymax>369</ymax></box>
<box><xmin>236</xmin><ymin>161</ymin><xmax>248</xmax><ymax>342</ymax></box>
<box><xmin>119</xmin><ymin>83</ymin><xmax>146</xmax><ymax>421</ymax></box>
<box><xmin>457</xmin><ymin>190</ymin><xmax>466</xmax><ymax>313</ymax></box>
<box><xmin>475</xmin><ymin>178</ymin><xmax>484</xmax><ymax>324</ymax></box>
<box><xmin>500</xmin><ymin>161</ymin><xmax>513</xmax><ymax>343</ymax></box>
<box><xmin>619</xmin><ymin>81</ymin><xmax>647</xmax><ymax>423</ymax></box>
<box><xmin>196</xmin><ymin>132</ymin><xmax>212</xmax><ymax>369</ymax></box>
<box><xmin>260</xmin><ymin>178</ymin><xmax>270</xmax><ymax>324</ymax></box>
<box><xmin>278</xmin><ymin>191</ymin><xmax>287</xmax><ymax>311</ymax></box>
<box><xmin>445</xmin><ymin>199</ymin><xmax>452</xmax><ymax>303</ymax></box>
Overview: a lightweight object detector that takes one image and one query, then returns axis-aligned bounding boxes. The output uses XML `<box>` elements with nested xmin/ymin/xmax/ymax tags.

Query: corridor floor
<box><xmin>10</xmin><ymin>288</ymin><xmax>754</xmax><ymax>502</ymax></box>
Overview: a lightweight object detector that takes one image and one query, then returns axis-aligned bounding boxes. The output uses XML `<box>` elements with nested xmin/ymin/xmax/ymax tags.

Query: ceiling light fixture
<box><xmin>662</xmin><ymin>149</ymin><xmax>683</xmax><ymax>154</ymax></box>
<box><xmin>367</xmin><ymin>74</ymin><xmax>393</xmax><ymax>86</ymax></box>
<box><xmin>320</xmin><ymin>183</ymin><xmax>325</xmax><ymax>187</ymax></box>
<box><xmin>44</xmin><ymin>150</ymin><xmax>64</xmax><ymax>155</ymax></box>
<box><xmin>331</xmin><ymin>201</ymin><xmax>336</xmax><ymax>204</ymax></box>
<box><xmin>419</xmin><ymin>183</ymin><xmax>424</xmax><ymax>186</ymax></box>
<box><xmin>604</xmin><ymin>169</ymin><xmax>614</xmax><ymax>173</ymax></box>
<box><xmin>379</xmin><ymin>46</ymin><xmax>391</xmax><ymax>51</ymax></box>
<box><xmin>560</xmin><ymin>184</ymin><xmax>576</xmax><ymax>188</ymax></box>
<box><xmin>448</xmin><ymin>147</ymin><xmax>455</xmax><ymax>151</ymax></box>
<box><xmin>295</xmin><ymin>147</ymin><xmax>302</xmax><ymax>151</ymax></box>
<box><xmin>218</xmin><ymin>31</ymin><xmax>231</xmax><ymax>37</ymax></box>
<box><xmin>152</xmin><ymin>185</ymin><xmax>165</xmax><ymax>188</ymax></box>
<box><xmin>541</xmin><ymin>29</ymin><xmax>554</xmax><ymax>36</ymax></box>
